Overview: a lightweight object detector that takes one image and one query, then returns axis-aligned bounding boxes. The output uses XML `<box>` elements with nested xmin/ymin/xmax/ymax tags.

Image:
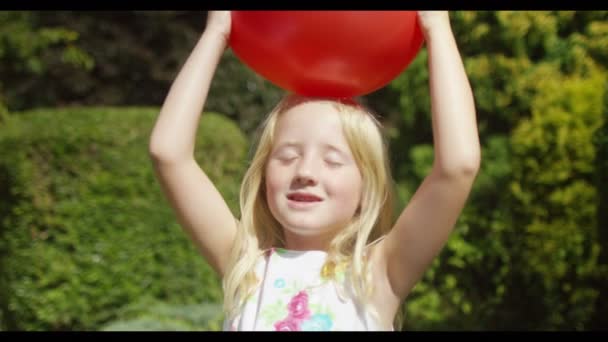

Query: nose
<box><xmin>293</xmin><ymin>156</ymin><xmax>319</xmax><ymax>185</ymax></box>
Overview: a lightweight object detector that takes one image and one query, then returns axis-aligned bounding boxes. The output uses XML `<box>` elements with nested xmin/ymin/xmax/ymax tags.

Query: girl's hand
<box><xmin>417</xmin><ymin>11</ymin><xmax>451</xmax><ymax>38</ymax></box>
<box><xmin>205</xmin><ymin>11</ymin><xmax>232</xmax><ymax>44</ymax></box>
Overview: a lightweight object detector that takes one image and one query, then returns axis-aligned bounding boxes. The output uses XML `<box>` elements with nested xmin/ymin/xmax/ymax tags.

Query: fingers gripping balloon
<box><xmin>229</xmin><ymin>11</ymin><xmax>424</xmax><ymax>98</ymax></box>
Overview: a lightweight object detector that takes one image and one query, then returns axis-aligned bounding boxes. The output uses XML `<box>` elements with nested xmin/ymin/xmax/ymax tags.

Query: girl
<box><xmin>149</xmin><ymin>11</ymin><xmax>480</xmax><ymax>331</ymax></box>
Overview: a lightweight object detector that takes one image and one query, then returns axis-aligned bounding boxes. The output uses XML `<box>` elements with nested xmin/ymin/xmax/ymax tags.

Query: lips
<box><xmin>287</xmin><ymin>192</ymin><xmax>323</xmax><ymax>202</ymax></box>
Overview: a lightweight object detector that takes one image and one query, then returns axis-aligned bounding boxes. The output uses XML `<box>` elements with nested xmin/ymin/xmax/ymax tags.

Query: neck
<box><xmin>282</xmin><ymin>231</ymin><xmax>334</xmax><ymax>252</ymax></box>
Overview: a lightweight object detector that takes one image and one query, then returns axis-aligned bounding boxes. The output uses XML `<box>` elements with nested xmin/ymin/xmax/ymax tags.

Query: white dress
<box><xmin>223</xmin><ymin>248</ymin><xmax>391</xmax><ymax>331</ymax></box>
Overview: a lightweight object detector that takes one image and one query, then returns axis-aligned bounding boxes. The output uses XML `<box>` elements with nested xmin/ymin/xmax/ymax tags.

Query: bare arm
<box><xmin>375</xmin><ymin>12</ymin><xmax>481</xmax><ymax>306</ymax></box>
<box><xmin>149</xmin><ymin>11</ymin><xmax>237</xmax><ymax>277</ymax></box>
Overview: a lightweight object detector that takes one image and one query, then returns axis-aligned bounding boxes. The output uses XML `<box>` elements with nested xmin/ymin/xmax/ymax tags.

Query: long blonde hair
<box><xmin>222</xmin><ymin>94</ymin><xmax>395</xmax><ymax>322</ymax></box>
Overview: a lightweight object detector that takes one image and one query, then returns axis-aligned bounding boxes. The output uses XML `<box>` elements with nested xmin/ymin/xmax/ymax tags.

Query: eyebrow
<box><xmin>273</xmin><ymin>142</ymin><xmax>351</xmax><ymax>158</ymax></box>
<box><xmin>273</xmin><ymin>142</ymin><xmax>301</xmax><ymax>152</ymax></box>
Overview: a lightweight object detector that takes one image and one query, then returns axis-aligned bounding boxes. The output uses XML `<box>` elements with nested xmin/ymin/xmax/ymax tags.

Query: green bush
<box><xmin>0</xmin><ymin>107</ymin><xmax>248</xmax><ymax>330</ymax></box>
<box><xmin>0</xmin><ymin>11</ymin><xmax>93</xmax><ymax>113</ymax></box>
<box><xmin>508</xmin><ymin>67</ymin><xmax>604</xmax><ymax>330</ymax></box>
<box><xmin>100</xmin><ymin>299</ymin><xmax>223</xmax><ymax>331</ymax></box>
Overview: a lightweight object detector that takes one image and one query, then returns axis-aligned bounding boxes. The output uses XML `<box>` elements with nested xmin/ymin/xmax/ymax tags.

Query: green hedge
<box><xmin>100</xmin><ymin>300</ymin><xmax>223</xmax><ymax>331</ymax></box>
<box><xmin>0</xmin><ymin>107</ymin><xmax>248</xmax><ymax>330</ymax></box>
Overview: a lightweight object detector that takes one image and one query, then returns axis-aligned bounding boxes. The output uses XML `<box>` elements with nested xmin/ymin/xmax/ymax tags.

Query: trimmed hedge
<box><xmin>100</xmin><ymin>300</ymin><xmax>223</xmax><ymax>331</ymax></box>
<box><xmin>0</xmin><ymin>107</ymin><xmax>248</xmax><ymax>330</ymax></box>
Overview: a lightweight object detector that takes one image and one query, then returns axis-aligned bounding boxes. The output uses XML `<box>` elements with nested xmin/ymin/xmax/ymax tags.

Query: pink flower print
<box><xmin>288</xmin><ymin>291</ymin><xmax>311</xmax><ymax>320</ymax></box>
<box><xmin>274</xmin><ymin>318</ymin><xmax>301</xmax><ymax>331</ymax></box>
<box><xmin>273</xmin><ymin>290</ymin><xmax>312</xmax><ymax>331</ymax></box>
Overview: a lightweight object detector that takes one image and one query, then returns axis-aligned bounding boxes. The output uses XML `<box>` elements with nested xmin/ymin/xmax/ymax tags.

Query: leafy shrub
<box><xmin>0</xmin><ymin>107</ymin><xmax>248</xmax><ymax>330</ymax></box>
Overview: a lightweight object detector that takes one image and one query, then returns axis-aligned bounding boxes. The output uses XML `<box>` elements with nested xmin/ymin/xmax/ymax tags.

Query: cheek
<box><xmin>265</xmin><ymin>165</ymin><xmax>285</xmax><ymax>201</ymax></box>
<box><xmin>330</xmin><ymin>171</ymin><xmax>363</xmax><ymax>208</ymax></box>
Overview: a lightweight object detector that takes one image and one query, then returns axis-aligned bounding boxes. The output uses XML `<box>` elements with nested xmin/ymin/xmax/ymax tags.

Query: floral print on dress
<box><xmin>256</xmin><ymin>248</ymin><xmax>341</xmax><ymax>331</ymax></box>
<box><xmin>273</xmin><ymin>290</ymin><xmax>334</xmax><ymax>331</ymax></box>
<box><xmin>287</xmin><ymin>291</ymin><xmax>311</xmax><ymax>319</ymax></box>
<box><xmin>274</xmin><ymin>277</ymin><xmax>286</xmax><ymax>288</ymax></box>
<box><xmin>320</xmin><ymin>259</ymin><xmax>348</xmax><ymax>283</ymax></box>
<box><xmin>301</xmin><ymin>314</ymin><xmax>333</xmax><ymax>331</ymax></box>
<box><xmin>274</xmin><ymin>319</ymin><xmax>301</xmax><ymax>331</ymax></box>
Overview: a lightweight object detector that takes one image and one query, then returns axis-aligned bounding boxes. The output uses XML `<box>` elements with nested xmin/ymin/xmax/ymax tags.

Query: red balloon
<box><xmin>229</xmin><ymin>11</ymin><xmax>424</xmax><ymax>98</ymax></box>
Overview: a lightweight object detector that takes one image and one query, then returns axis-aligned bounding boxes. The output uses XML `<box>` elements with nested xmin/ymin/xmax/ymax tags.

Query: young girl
<box><xmin>149</xmin><ymin>11</ymin><xmax>480</xmax><ymax>331</ymax></box>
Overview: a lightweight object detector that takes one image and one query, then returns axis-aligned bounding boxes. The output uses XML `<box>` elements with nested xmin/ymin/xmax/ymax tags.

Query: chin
<box><xmin>282</xmin><ymin>218</ymin><xmax>346</xmax><ymax>237</ymax></box>
<box><xmin>283</xmin><ymin>223</ymin><xmax>326</xmax><ymax>236</ymax></box>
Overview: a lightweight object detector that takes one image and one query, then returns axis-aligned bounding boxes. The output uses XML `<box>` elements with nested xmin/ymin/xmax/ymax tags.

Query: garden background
<box><xmin>0</xmin><ymin>11</ymin><xmax>606</xmax><ymax>330</ymax></box>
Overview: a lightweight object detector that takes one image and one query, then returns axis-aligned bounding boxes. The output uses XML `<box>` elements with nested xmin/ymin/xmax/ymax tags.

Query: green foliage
<box><xmin>0</xmin><ymin>107</ymin><xmax>247</xmax><ymax>330</ymax></box>
<box><xmin>2</xmin><ymin>11</ymin><xmax>284</xmax><ymax>137</ymax></box>
<box><xmin>1</xmin><ymin>10</ymin><xmax>607</xmax><ymax>331</ymax></box>
<box><xmin>384</xmin><ymin>49</ymin><xmax>431</xmax><ymax>183</ymax></box>
<box><xmin>208</xmin><ymin>48</ymin><xmax>285</xmax><ymax>137</ymax></box>
<box><xmin>100</xmin><ymin>299</ymin><xmax>223</xmax><ymax>331</ymax></box>
<box><xmin>509</xmin><ymin>68</ymin><xmax>604</xmax><ymax>329</ymax></box>
<box><xmin>589</xmin><ymin>81</ymin><xmax>608</xmax><ymax>329</ymax></box>
<box><xmin>392</xmin><ymin>11</ymin><xmax>607</xmax><ymax>330</ymax></box>
<box><xmin>0</xmin><ymin>11</ymin><xmax>93</xmax><ymax>112</ymax></box>
<box><xmin>0</xmin><ymin>103</ymin><xmax>8</xmax><ymax>124</ymax></box>
<box><xmin>403</xmin><ymin>135</ymin><xmax>513</xmax><ymax>330</ymax></box>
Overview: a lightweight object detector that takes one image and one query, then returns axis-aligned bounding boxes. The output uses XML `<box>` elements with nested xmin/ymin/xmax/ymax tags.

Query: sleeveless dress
<box><xmin>223</xmin><ymin>248</ymin><xmax>392</xmax><ymax>331</ymax></box>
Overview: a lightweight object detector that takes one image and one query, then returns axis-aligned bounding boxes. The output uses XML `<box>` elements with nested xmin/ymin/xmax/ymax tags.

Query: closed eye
<box><xmin>276</xmin><ymin>155</ymin><xmax>298</xmax><ymax>164</ymax></box>
<box><xmin>325</xmin><ymin>159</ymin><xmax>343</xmax><ymax>167</ymax></box>
<box><xmin>272</xmin><ymin>144</ymin><xmax>301</xmax><ymax>164</ymax></box>
<box><xmin>324</xmin><ymin>150</ymin><xmax>346</xmax><ymax>168</ymax></box>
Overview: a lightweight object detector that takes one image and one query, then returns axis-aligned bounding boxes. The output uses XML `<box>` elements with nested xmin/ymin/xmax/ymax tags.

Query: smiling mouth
<box><xmin>286</xmin><ymin>193</ymin><xmax>323</xmax><ymax>202</ymax></box>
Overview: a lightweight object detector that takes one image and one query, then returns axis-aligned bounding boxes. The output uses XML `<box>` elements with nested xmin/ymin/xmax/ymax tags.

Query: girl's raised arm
<box><xmin>148</xmin><ymin>11</ymin><xmax>237</xmax><ymax>277</ymax></box>
<box><xmin>375</xmin><ymin>11</ymin><xmax>481</xmax><ymax>308</ymax></box>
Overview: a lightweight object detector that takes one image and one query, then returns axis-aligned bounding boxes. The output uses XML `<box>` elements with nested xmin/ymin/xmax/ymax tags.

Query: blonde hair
<box><xmin>222</xmin><ymin>94</ymin><xmax>395</xmax><ymax>324</ymax></box>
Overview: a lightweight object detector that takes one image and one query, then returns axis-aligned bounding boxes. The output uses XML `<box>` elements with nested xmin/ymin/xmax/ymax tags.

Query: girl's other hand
<box><xmin>205</xmin><ymin>11</ymin><xmax>232</xmax><ymax>44</ymax></box>
<box><xmin>417</xmin><ymin>11</ymin><xmax>451</xmax><ymax>38</ymax></box>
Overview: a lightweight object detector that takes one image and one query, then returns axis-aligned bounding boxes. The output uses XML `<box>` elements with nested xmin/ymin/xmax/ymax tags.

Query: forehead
<box><xmin>274</xmin><ymin>101</ymin><xmax>345</xmax><ymax>141</ymax></box>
